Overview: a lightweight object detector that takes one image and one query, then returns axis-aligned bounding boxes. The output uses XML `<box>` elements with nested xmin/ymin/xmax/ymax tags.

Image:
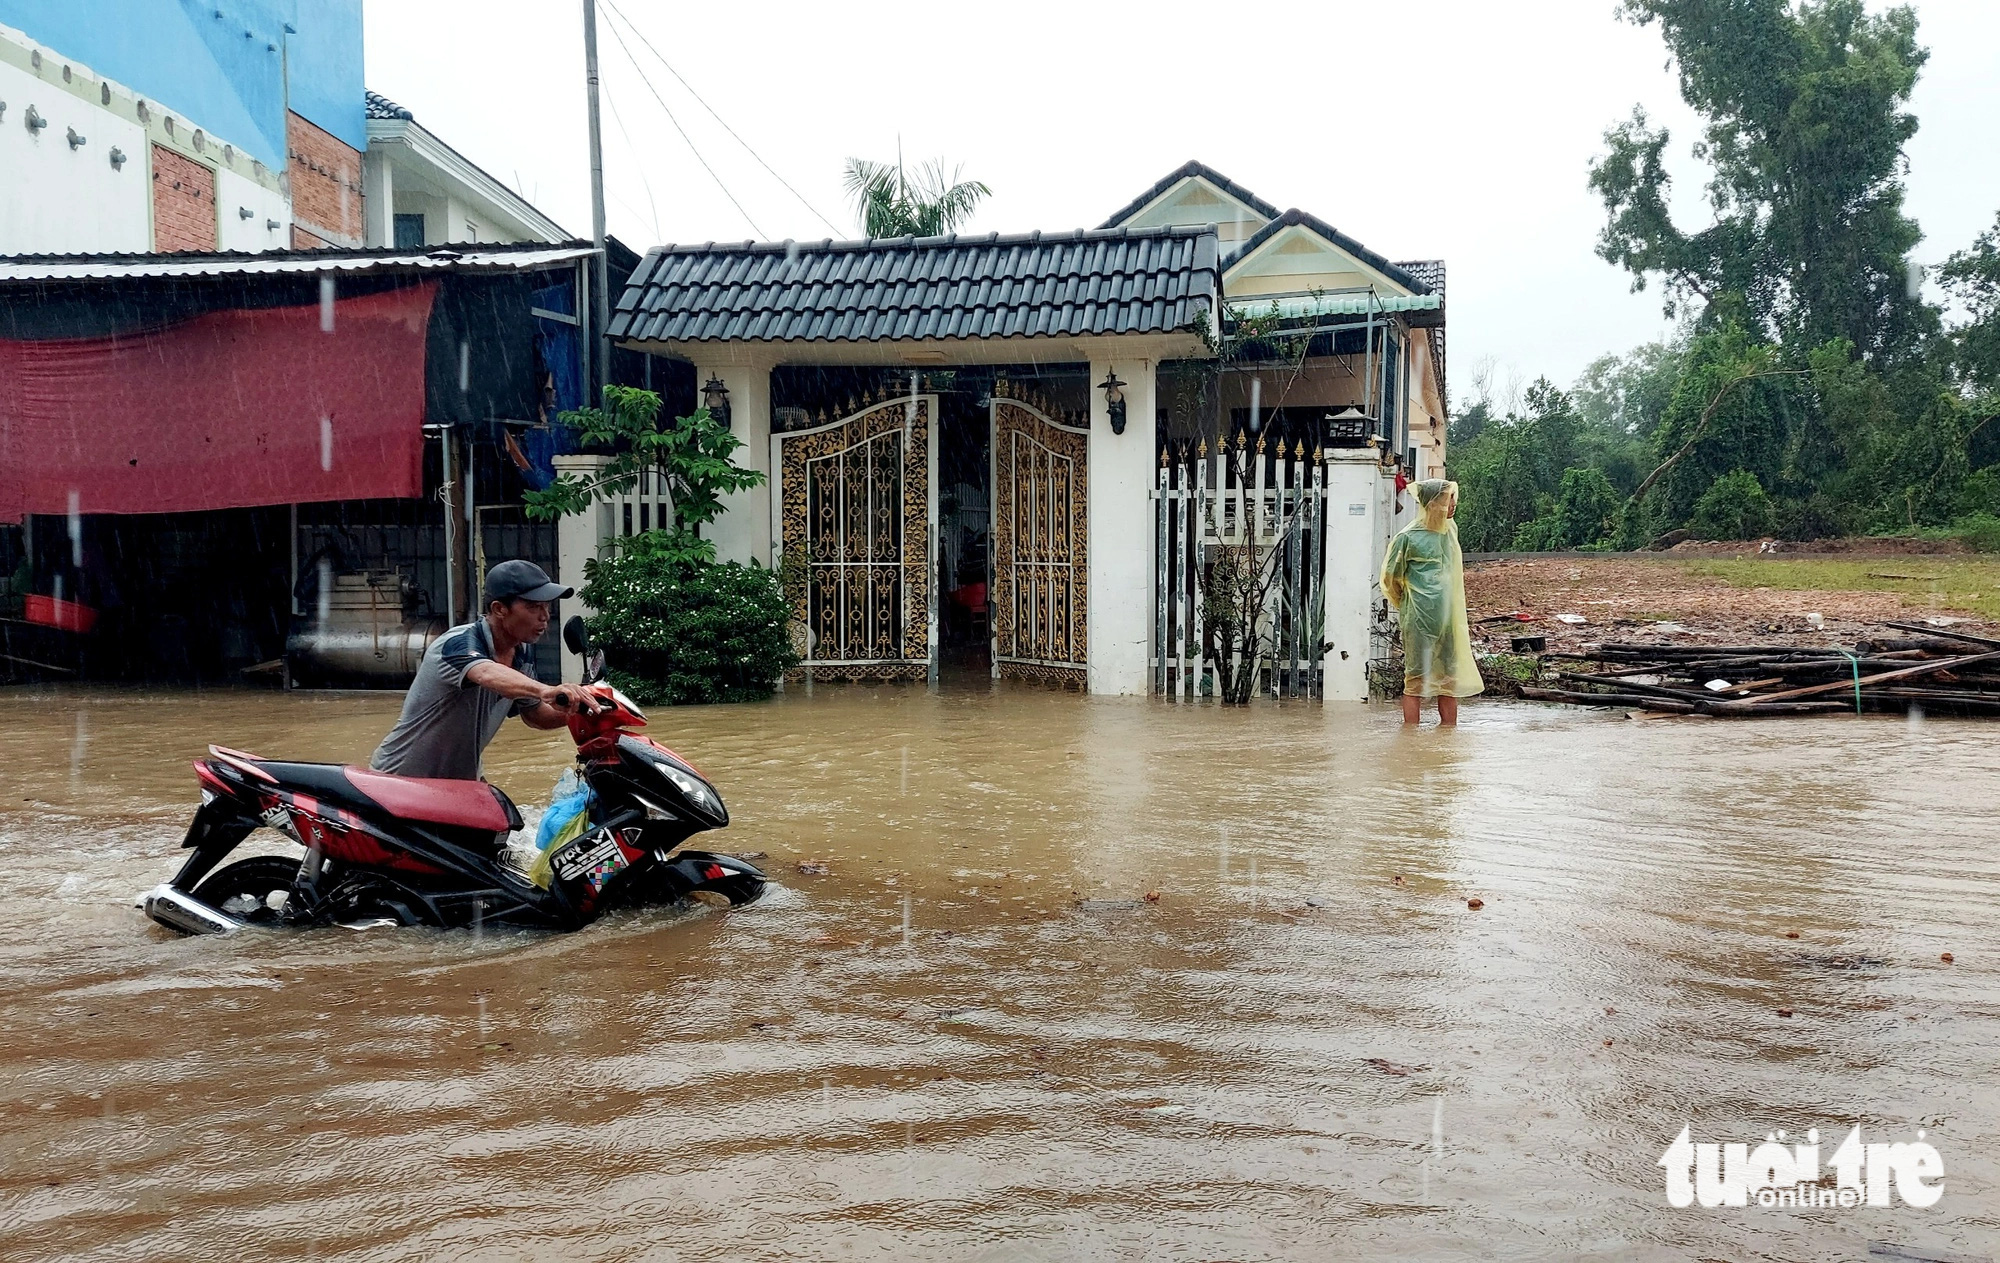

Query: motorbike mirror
<box><xmin>563</xmin><ymin>615</ymin><xmax>590</xmax><ymax>657</ymax></box>
<box><xmin>584</xmin><ymin>648</ymin><xmax>606</xmax><ymax>684</ymax></box>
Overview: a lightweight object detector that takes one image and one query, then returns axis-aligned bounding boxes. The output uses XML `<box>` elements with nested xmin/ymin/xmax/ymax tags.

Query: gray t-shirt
<box><xmin>370</xmin><ymin>618</ymin><xmax>538</xmax><ymax>781</ymax></box>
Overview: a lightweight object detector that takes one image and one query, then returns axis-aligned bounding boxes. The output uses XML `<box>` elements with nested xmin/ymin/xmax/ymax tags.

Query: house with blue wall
<box><xmin>0</xmin><ymin>0</ymin><xmax>364</xmax><ymax>251</ymax></box>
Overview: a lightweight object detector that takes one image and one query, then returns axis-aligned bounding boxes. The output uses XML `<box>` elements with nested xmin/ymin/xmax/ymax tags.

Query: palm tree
<box><xmin>842</xmin><ymin>156</ymin><xmax>991</xmax><ymax>238</ymax></box>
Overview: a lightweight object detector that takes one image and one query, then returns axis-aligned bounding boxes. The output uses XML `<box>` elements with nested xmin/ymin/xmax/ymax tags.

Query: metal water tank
<box><xmin>286</xmin><ymin>571</ymin><xmax>446</xmax><ymax>685</ymax></box>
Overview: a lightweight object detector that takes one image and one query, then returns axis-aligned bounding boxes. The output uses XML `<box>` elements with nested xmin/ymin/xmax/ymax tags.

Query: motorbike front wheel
<box><xmin>189</xmin><ymin>856</ymin><xmax>304</xmax><ymax>926</ymax></box>
<box><xmin>668</xmin><ymin>852</ymin><xmax>767</xmax><ymax>907</ymax></box>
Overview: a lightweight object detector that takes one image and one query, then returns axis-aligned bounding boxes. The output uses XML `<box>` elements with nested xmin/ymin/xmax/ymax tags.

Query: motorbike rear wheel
<box><xmin>190</xmin><ymin>856</ymin><xmax>304</xmax><ymax>926</ymax></box>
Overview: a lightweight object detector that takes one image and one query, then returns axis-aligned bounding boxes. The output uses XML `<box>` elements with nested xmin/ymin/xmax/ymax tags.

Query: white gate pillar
<box><xmin>1086</xmin><ymin>356</ymin><xmax>1156</xmax><ymax>696</ymax></box>
<box><xmin>1319</xmin><ymin>450</ymin><xmax>1384</xmax><ymax>702</ymax></box>
<box><xmin>552</xmin><ymin>454</ymin><xmax>614</xmax><ymax>684</ymax></box>
<box><xmin>702</xmin><ymin>364</ymin><xmax>773</xmax><ymax>567</ymax></box>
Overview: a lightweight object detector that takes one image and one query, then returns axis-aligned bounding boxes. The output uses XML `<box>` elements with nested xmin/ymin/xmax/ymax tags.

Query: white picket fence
<box><xmin>1154</xmin><ymin>433</ymin><xmax>1327</xmax><ymax>698</ymax></box>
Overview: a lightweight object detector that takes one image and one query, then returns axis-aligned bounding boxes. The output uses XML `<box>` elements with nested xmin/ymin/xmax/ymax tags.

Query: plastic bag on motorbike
<box><xmin>523</xmin><ymin>769</ymin><xmax>595</xmax><ymax>890</ymax></box>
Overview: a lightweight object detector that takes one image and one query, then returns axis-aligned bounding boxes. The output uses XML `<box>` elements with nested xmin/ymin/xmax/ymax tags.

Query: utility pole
<box><xmin>582</xmin><ymin>0</ymin><xmax>611</xmax><ymax>401</ymax></box>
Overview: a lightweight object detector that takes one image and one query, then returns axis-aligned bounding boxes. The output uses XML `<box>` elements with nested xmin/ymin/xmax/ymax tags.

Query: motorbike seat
<box><xmin>342</xmin><ymin>767</ymin><xmax>521</xmax><ymax>833</ymax></box>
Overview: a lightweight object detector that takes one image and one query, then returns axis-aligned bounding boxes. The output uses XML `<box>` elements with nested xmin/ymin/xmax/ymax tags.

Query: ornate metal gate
<box><xmin>989</xmin><ymin>385</ymin><xmax>1088</xmax><ymax>686</ymax></box>
<box><xmin>773</xmin><ymin>394</ymin><xmax>937</xmax><ymax>680</ymax></box>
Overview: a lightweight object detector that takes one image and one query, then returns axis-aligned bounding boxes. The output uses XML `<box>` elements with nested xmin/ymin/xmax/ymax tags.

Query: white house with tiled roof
<box><xmin>1101</xmin><ymin>160</ymin><xmax>1449</xmax><ymax>485</ymax></box>
<box><xmin>596</xmin><ymin>160</ymin><xmax>1449</xmax><ymax>701</ymax></box>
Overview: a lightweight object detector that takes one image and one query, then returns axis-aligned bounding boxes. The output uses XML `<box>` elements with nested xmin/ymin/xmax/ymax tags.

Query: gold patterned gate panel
<box><xmin>990</xmin><ymin>391</ymin><xmax>1088</xmax><ymax>687</ymax></box>
<box><xmin>776</xmin><ymin>395</ymin><xmax>935</xmax><ymax>680</ymax></box>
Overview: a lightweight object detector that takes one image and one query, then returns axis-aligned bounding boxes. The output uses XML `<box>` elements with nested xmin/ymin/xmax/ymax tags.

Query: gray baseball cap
<box><xmin>483</xmin><ymin>559</ymin><xmax>572</xmax><ymax>605</ymax></box>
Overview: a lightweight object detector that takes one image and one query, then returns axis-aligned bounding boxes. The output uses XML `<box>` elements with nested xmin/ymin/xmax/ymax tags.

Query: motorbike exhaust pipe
<box><xmin>141</xmin><ymin>884</ymin><xmax>245</xmax><ymax>936</ymax></box>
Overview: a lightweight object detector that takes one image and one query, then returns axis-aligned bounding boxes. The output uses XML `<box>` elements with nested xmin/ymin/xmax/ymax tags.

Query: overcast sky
<box><xmin>367</xmin><ymin>0</ymin><xmax>2000</xmax><ymax>404</ymax></box>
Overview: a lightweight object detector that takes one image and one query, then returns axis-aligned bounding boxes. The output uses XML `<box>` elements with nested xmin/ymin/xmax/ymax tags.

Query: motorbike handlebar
<box><xmin>549</xmin><ymin>689</ymin><xmax>606</xmax><ymax>716</ymax></box>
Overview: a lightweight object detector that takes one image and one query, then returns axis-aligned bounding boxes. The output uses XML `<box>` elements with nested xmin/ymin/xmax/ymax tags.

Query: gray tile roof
<box><xmin>1394</xmin><ymin>259</ymin><xmax>1445</xmax><ymax>295</ymax></box>
<box><xmin>610</xmin><ymin>226</ymin><xmax>1219</xmax><ymax>345</ymax></box>
<box><xmin>365</xmin><ymin>90</ymin><xmax>414</xmax><ymax>121</ymax></box>
<box><xmin>1099</xmin><ymin>160</ymin><xmax>1282</xmax><ymax>230</ymax></box>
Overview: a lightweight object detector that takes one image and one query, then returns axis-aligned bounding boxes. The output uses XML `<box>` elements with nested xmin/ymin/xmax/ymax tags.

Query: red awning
<box><xmin>0</xmin><ymin>282</ymin><xmax>437</xmax><ymax>522</ymax></box>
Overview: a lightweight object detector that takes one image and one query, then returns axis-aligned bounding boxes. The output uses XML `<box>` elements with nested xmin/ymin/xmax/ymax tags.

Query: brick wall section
<box><xmin>287</xmin><ymin>112</ymin><xmax>365</xmax><ymax>248</ymax></box>
<box><xmin>151</xmin><ymin>144</ymin><xmax>217</xmax><ymax>251</ymax></box>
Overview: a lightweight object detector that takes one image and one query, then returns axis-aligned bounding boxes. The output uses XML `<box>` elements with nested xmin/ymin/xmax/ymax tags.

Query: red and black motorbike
<box><xmin>141</xmin><ymin>617</ymin><xmax>766</xmax><ymax>935</ymax></box>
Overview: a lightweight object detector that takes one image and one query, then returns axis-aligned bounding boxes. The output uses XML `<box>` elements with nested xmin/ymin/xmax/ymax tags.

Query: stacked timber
<box><xmin>1519</xmin><ymin>622</ymin><xmax>2000</xmax><ymax>718</ymax></box>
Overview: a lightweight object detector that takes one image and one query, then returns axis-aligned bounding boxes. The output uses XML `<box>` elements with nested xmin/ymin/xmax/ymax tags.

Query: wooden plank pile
<box><xmin>1519</xmin><ymin>622</ymin><xmax>2000</xmax><ymax>718</ymax></box>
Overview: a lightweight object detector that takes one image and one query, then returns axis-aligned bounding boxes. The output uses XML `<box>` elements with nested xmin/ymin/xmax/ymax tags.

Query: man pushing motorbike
<box><xmin>140</xmin><ymin>556</ymin><xmax>765</xmax><ymax>936</ymax></box>
<box><xmin>371</xmin><ymin>560</ymin><xmax>600</xmax><ymax>782</ymax></box>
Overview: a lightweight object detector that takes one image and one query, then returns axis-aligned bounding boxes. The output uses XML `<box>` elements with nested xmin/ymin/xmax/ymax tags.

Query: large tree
<box><xmin>1941</xmin><ymin>212</ymin><xmax>2000</xmax><ymax>396</ymax></box>
<box><xmin>1589</xmin><ymin>0</ymin><xmax>1932</xmax><ymax>363</ymax></box>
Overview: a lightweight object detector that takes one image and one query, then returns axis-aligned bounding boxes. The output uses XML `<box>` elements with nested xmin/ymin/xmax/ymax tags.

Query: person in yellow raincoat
<box><xmin>1381</xmin><ymin>479</ymin><xmax>1483</xmax><ymax>725</ymax></box>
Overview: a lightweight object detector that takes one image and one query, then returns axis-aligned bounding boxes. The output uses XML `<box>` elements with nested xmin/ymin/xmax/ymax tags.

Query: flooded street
<box><xmin>1</xmin><ymin>685</ymin><xmax>1996</xmax><ymax>1261</ymax></box>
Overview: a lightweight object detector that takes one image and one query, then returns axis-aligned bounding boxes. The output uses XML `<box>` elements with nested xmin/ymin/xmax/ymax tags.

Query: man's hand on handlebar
<box><xmin>542</xmin><ymin>683</ymin><xmax>604</xmax><ymax>716</ymax></box>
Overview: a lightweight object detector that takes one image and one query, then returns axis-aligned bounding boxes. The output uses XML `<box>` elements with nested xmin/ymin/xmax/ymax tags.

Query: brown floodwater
<box><xmin>0</xmin><ymin>683</ymin><xmax>1995</xmax><ymax>1261</ymax></box>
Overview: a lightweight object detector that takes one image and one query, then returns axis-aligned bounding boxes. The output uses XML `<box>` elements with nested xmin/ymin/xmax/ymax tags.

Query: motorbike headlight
<box><xmin>656</xmin><ymin>760</ymin><xmax>722</xmax><ymax>817</ymax></box>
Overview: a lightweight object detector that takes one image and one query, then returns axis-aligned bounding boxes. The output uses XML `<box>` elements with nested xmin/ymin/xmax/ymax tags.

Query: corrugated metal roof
<box><xmin>611</xmin><ymin>227</ymin><xmax>1219</xmax><ymax>346</ymax></box>
<box><xmin>0</xmin><ymin>244</ymin><xmax>597</xmax><ymax>283</ymax></box>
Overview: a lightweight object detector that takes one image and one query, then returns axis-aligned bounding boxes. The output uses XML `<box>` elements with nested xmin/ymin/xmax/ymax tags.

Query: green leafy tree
<box><xmin>1589</xmin><ymin>0</ymin><xmax>1934</xmax><ymax>363</ymax></box>
<box><xmin>842</xmin><ymin>156</ymin><xmax>990</xmax><ymax>238</ymax></box>
<box><xmin>1447</xmin><ymin>398</ymin><xmax>1493</xmax><ymax>448</ymax></box>
<box><xmin>524</xmin><ymin>386</ymin><xmax>764</xmax><ymax>564</ymax></box>
<box><xmin>1811</xmin><ymin>338</ymin><xmax>1972</xmax><ymax>527</ymax></box>
<box><xmin>523</xmin><ymin>386</ymin><xmax>790</xmax><ymax>703</ymax></box>
<box><xmin>1452</xmin><ymin>380</ymin><xmax>1592</xmax><ymax>550</ymax></box>
<box><xmin>1630</xmin><ymin>321</ymin><xmax>1804</xmax><ymax>533</ymax></box>
<box><xmin>1939</xmin><ymin>213</ymin><xmax>2000</xmax><ymax>471</ymax></box>
<box><xmin>1573</xmin><ymin>336</ymin><xmax>1684</xmax><ymax>443</ymax></box>
<box><xmin>1454</xmin><ymin>427</ymin><xmax>1544</xmax><ymax>552</ymax></box>
<box><xmin>1688</xmin><ymin>469</ymin><xmax>1777</xmax><ymax>540</ymax></box>
<box><xmin>1527</xmin><ymin>467</ymin><xmax>1625</xmax><ymax>550</ymax></box>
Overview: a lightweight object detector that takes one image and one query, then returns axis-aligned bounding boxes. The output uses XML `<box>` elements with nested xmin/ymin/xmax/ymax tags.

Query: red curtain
<box><xmin>0</xmin><ymin>282</ymin><xmax>438</xmax><ymax>522</ymax></box>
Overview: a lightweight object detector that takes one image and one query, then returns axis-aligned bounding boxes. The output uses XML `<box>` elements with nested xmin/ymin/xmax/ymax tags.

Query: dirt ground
<box><xmin>1463</xmin><ymin>554</ymin><xmax>2000</xmax><ymax>654</ymax></box>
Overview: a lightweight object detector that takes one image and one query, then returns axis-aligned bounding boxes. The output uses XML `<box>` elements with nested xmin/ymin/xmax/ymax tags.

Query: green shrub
<box><xmin>1951</xmin><ymin>512</ymin><xmax>2000</xmax><ymax>552</ymax></box>
<box><xmin>1958</xmin><ymin>466</ymin><xmax>2000</xmax><ymax>518</ymax></box>
<box><xmin>1688</xmin><ymin>469</ymin><xmax>1777</xmax><ymax>540</ymax></box>
<box><xmin>581</xmin><ymin>538</ymin><xmax>799</xmax><ymax>706</ymax></box>
<box><xmin>1506</xmin><ymin>467</ymin><xmax>1623</xmax><ymax>550</ymax></box>
<box><xmin>1511</xmin><ymin>510</ymin><xmax>1561</xmax><ymax>551</ymax></box>
<box><xmin>1772</xmin><ymin>493</ymin><xmax>1858</xmax><ymax>542</ymax></box>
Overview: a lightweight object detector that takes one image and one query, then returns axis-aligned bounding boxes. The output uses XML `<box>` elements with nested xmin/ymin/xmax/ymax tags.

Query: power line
<box><xmin>600</xmin><ymin>80</ymin><xmax>663</xmax><ymax>241</ymax></box>
<box><xmin>600</xmin><ymin>0</ymin><xmax>844</xmax><ymax>236</ymax></box>
<box><xmin>597</xmin><ymin>10</ymin><xmax>765</xmax><ymax>238</ymax></box>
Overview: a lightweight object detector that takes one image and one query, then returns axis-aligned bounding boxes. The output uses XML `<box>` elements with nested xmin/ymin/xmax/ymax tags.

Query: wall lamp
<box><xmin>1099</xmin><ymin>367</ymin><xmax>1128</xmax><ymax>435</ymax></box>
<box><xmin>67</xmin><ymin>126</ymin><xmax>86</xmax><ymax>150</ymax></box>
<box><xmin>25</xmin><ymin>105</ymin><xmax>47</xmax><ymax>134</ymax></box>
<box><xmin>701</xmin><ymin>376</ymin><xmax>732</xmax><ymax>427</ymax></box>
<box><xmin>109</xmin><ymin>145</ymin><xmax>126</xmax><ymax>170</ymax></box>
